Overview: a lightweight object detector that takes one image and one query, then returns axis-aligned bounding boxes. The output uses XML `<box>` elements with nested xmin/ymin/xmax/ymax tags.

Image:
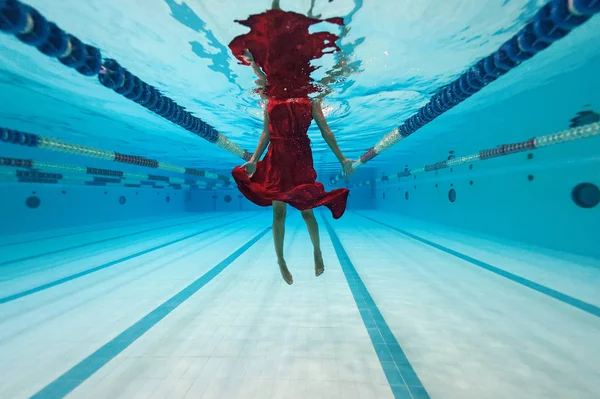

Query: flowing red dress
<box><xmin>229</xmin><ymin>9</ymin><xmax>349</xmax><ymax>219</ymax></box>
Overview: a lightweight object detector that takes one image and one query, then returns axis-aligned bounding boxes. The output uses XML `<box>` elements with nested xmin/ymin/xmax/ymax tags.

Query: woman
<box><xmin>230</xmin><ymin>5</ymin><xmax>354</xmax><ymax>285</ymax></box>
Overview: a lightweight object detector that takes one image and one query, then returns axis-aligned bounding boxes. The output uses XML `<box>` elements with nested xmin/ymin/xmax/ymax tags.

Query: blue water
<box><xmin>1</xmin><ymin>1</ymin><xmax>600</xmax><ymax>398</ymax></box>
<box><xmin>1</xmin><ymin>0</ymin><xmax>597</xmax><ymax>172</ymax></box>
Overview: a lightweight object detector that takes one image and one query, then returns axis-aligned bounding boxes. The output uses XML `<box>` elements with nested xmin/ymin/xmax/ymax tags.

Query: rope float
<box><xmin>0</xmin><ymin>0</ymin><xmax>252</xmax><ymax>161</ymax></box>
<box><xmin>0</xmin><ymin>126</ymin><xmax>235</xmax><ymax>184</ymax></box>
<box><xmin>0</xmin><ymin>158</ymin><xmax>221</xmax><ymax>190</ymax></box>
<box><xmin>348</xmin><ymin>122</ymin><xmax>600</xmax><ymax>188</ymax></box>
<box><xmin>329</xmin><ymin>0</ymin><xmax>600</xmax><ymax>185</ymax></box>
<box><xmin>0</xmin><ymin>170</ymin><xmax>219</xmax><ymax>191</ymax></box>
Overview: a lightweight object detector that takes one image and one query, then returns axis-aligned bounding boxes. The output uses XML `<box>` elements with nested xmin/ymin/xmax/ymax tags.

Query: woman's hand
<box><xmin>242</xmin><ymin>48</ymin><xmax>255</xmax><ymax>64</ymax></box>
<box><xmin>340</xmin><ymin>158</ymin><xmax>356</xmax><ymax>180</ymax></box>
<box><xmin>241</xmin><ymin>161</ymin><xmax>257</xmax><ymax>178</ymax></box>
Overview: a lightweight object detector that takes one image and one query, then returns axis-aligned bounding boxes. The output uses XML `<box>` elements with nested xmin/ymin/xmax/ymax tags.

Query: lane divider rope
<box><xmin>0</xmin><ymin>157</ymin><xmax>229</xmax><ymax>190</ymax></box>
<box><xmin>0</xmin><ymin>125</ymin><xmax>235</xmax><ymax>185</ymax></box>
<box><xmin>346</xmin><ymin>121</ymin><xmax>599</xmax><ymax>188</ymax></box>
<box><xmin>0</xmin><ymin>0</ymin><xmax>252</xmax><ymax>160</ymax></box>
<box><xmin>329</xmin><ymin>0</ymin><xmax>600</xmax><ymax>185</ymax></box>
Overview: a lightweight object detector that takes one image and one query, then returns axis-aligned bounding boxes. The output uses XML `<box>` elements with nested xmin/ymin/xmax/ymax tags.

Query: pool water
<box><xmin>0</xmin><ymin>1</ymin><xmax>599</xmax><ymax>398</ymax></box>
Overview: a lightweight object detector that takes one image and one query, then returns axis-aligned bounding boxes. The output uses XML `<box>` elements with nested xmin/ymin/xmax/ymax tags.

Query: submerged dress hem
<box><xmin>232</xmin><ymin>165</ymin><xmax>349</xmax><ymax>219</ymax></box>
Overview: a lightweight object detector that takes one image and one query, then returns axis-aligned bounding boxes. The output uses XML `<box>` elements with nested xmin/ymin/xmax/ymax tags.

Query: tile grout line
<box><xmin>28</xmin><ymin>225</ymin><xmax>272</xmax><ymax>399</ymax></box>
<box><xmin>352</xmin><ymin>211</ymin><xmax>600</xmax><ymax>319</ymax></box>
<box><xmin>0</xmin><ymin>223</ymin><xmax>250</xmax><ymax>345</ymax></box>
<box><xmin>0</xmin><ymin>213</ymin><xmax>260</xmax><ymax>304</ymax></box>
<box><xmin>0</xmin><ymin>212</ymin><xmax>207</xmax><ymax>248</ymax></box>
<box><xmin>0</xmin><ymin>213</ymin><xmax>229</xmax><ymax>267</ymax></box>
<box><xmin>320</xmin><ymin>210</ymin><xmax>430</xmax><ymax>399</ymax></box>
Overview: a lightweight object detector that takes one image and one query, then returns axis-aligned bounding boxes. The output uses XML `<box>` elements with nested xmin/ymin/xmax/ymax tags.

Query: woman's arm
<box><xmin>312</xmin><ymin>101</ymin><xmax>355</xmax><ymax>177</ymax></box>
<box><xmin>250</xmin><ymin>109</ymin><xmax>270</xmax><ymax>162</ymax></box>
<box><xmin>242</xmin><ymin>109</ymin><xmax>270</xmax><ymax>177</ymax></box>
<box><xmin>243</xmin><ymin>49</ymin><xmax>267</xmax><ymax>86</ymax></box>
<box><xmin>312</xmin><ymin>100</ymin><xmax>345</xmax><ymax>163</ymax></box>
<box><xmin>312</xmin><ymin>100</ymin><xmax>354</xmax><ymax>179</ymax></box>
<box><xmin>250</xmin><ymin>62</ymin><xmax>267</xmax><ymax>84</ymax></box>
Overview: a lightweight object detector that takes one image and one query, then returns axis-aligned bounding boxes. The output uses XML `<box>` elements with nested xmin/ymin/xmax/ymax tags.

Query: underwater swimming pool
<box><xmin>1</xmin><ymin>1</ymin><xmax>599</xmax><ymax>398</ymax></box>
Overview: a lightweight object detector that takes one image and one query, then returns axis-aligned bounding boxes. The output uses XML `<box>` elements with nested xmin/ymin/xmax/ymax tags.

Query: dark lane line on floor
<box><xmin>353</xmin><ymin>212</ymin><xmax>600</xmax><ymax>319</ymax></box>
<box><xmin>0</xmin><ymin>224</ymin><xmax>250</xmax><ymax>341</ymax></box>
<box><xmin>0</xmin><ymin>215</ymin><xmax>227</xmax><ymax>283</ymax></box>
<box><xmin>30</xmin><ymin>226</ymin><xmax>271</xmax><ymax>399</ymax></box>
<box><xmin>0</xmin><ymin>213</ymin><xmax>201</xmax><ymax>248</ymax></box>
<box><xmin>0</xmin><ymin>214</ymin><xmax>259</xmax><ymax>305</ymax></box>
<box><xmin>320</xmin><ymin>210</ymin><xmax>430</xmax><ymax>399</ymax></box>
<box><xmin>0</xmin><ymin>213</ymin><xmax>226</xmax><ymax>267</ymax></box>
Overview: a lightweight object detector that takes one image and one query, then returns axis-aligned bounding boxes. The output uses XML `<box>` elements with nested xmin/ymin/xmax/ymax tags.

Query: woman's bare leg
<box><xmin>301</xmin><ymin>209</ymin><xmax>325</xmax><ymax>277</ymax></box>
<box><xmin>273</xmin><ymin>201</ymin><xmax>293</xmax><ymax>284</ymax></box>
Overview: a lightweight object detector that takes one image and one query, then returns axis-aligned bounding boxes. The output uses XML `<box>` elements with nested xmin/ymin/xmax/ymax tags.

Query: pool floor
<box><xmin>0</xmin><ymin>211</ymin><xmax>599</xmax><ymax>399</ymax></box>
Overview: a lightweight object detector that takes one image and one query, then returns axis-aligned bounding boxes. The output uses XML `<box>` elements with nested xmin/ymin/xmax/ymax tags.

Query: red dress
<box><xmin>229</xmin><ymin>9</ymin><xmax>349</xmax><ymax>219</ymax></box>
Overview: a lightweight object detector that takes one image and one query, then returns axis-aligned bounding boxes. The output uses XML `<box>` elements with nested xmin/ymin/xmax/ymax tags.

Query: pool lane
<box><xmin>330</xmin><ymin>212</ymin><xmax>600</xmax><ymax>399</ymax></box>
<box><xmin>0</xmin><ymin>213</ymin><xmax>259</xmax><ymax>304</ymax></box>
<box><xmin>63</xmin><ymin>214</ymin><xmax>402</xmax><ymax>399</ymax></box>
<box><xmin>30</xmin><ymin>227</ymin><xmax>271</xmax><ymax>399</ymax></box>
<box><xmin>353</xmin><ymin>211</ymin><xmax>600</xmax><ymax>318</ymax></box>
<box><xmin>0</xmin><ymin>217</ymin><xmax>269</xmax><ymax>399</ymax></box>
<box><xmin>321</xmin><ymin>210</ymin><xmax>430</xmax><ymax>399</ymax></box>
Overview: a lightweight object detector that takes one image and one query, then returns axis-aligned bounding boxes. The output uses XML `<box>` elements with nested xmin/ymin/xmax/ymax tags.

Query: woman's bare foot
<box><xmin>278</xmin><ymin>259</ymin><xmax>293</xmax><ymax>285</ymax></box>
<box><xmin>314</xmin><ymin>251</ymin><xmax>324</xmax><ymax>277</ymax></box>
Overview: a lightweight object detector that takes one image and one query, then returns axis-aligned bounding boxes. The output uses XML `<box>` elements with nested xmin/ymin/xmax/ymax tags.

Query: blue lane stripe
<box><xmin>0</xmin><ymin>225</ymin><xmax>248</xmax><ymax>346</ymax></box>
<box><xmin>30</xmin><ymin>226</ymin><xmax>270</xmax><ymax>399</ymax></box>
<box><xmin>0</xmin><ymin>214</ymin><xmax>257</xmax><ymax>304</ymax></box>
<box><xmin>0</xmin><ymin>214</ymin><xmax>225</xmax><ymax>267</ymax></box>
<box><xmin>0</xmin><ymin>213</ymin><xmax>211</xmax><ymax>248</ymax></box>
<box><xmin>320</xmin><ymin>210</ymin><xmax>430</xmax><ymax>399</ymax></box>
<box><xmin>354</xmin><ymin>212</ymin><xmax>600</xmax><ymax>319</ymax></box>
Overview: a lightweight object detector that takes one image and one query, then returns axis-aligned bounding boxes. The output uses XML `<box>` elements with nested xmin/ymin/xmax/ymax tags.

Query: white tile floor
<box><xmin>0</xmin><ymin>211</ymin><xmax>599</xmax><ymax>399</ymax></box>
